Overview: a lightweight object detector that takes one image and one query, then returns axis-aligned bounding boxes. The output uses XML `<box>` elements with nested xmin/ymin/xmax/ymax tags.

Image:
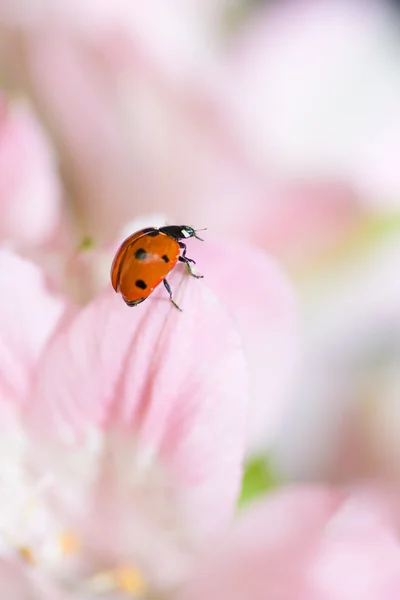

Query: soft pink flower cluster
<box><xmin>1</xmin><ymin>239</ymin><xmax>400</xmax><ymax>599</ymax></box>
<box><xmin>0</xmin><ymin>0</ymin><xmax>400</xmax><ymax>598</ymax></box>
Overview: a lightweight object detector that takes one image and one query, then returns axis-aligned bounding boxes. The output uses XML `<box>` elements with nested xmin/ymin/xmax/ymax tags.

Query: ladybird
<box><xmin>111</xmin><ymin>225</ymin><xmax>205</xmax><ymax>311</ymax></box>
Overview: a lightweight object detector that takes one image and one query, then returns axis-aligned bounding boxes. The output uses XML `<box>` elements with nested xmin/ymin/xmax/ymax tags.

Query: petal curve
<box><xmin>0</xmin><ymin>248</ymin><xmax>65</xmax><ymax>405</ymax></box>
<box><xmin>194</xmin><ymin>238</ymin><xmax>299</xmax><ymax>453</ymax></box>
<box><xmin>27</xmin><ymin>265</ymin><xmax>248</xmax><ymax>546</ymax></box>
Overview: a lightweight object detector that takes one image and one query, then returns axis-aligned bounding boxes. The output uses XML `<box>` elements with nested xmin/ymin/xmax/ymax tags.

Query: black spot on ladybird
<box><xmin>135</xmin><ymin>248</ymin><xmax>147</xmax><ymax>260</ymax></box>
<box><xmin>161</xmin><ymin>254</ymin><xmax>169</xmax><ymax>263</ymax></box>
<box><xmin>147</xmin><ymin>230</ymin><xmax>160</xmax><ymax>237</ymax></box>
<box><xmin>135</xmin><ymin>279</ymin><xmax>147</xmax><ymax>290</ymax></box>
<box><xmin>125</xmin><ymin>298</ymin><xmax>145</xmax><ymax>307</ymax></box>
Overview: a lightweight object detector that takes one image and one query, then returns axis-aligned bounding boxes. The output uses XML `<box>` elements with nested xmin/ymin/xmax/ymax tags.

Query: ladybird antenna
<box><xmin>194</xmin><ymin>227</ymin><xmax>207</xmax><ymax>241</ymax></box>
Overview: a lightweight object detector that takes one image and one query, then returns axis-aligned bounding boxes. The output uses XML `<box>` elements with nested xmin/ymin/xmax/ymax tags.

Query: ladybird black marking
<box><xmin>135</xmin><ymin>279</ymin><xmax>147</xmax><ymax>290</ymax></box>
<box><xmin>125</xmin><ymin>298</ymin><xmax>145</xmax><ymax>307</ymax></box>
<box><xmin>161</xmin><ymin>254</ymin><xmax>169</xmax><ymax>263</ymax></box>
<box><xmin>147</xmin><ymin>230</ymin><xmax>160</xmax><ymax>237</ymax></box>
<box><xmin>134</xmin><ymin>248</ymin><xmax>147</xmax><ymax>260</ymax></box>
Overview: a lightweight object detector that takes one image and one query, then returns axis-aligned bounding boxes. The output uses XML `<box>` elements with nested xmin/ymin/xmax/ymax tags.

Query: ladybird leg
<box><xmin>178</xmin><ymin>256</ymin><xmax>204</xmax><ymax>279</ymax></box>
<box><xmin>178</xmin><ymin>242</ymin><xmax>196</xmax><ymax>264</ymax></box>
<box><xmin>163</xmin><ymin>278</ymin><xmax>183</xmax><ymax>312</ymax></box>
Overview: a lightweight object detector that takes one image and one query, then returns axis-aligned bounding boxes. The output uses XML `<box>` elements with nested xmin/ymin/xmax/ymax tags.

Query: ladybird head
<box><xmin>160</xmin><ymin>225</ymin><xmax>207</xmax><ymax>241</ymax></box>
<box><xmin>180</xmin><ymin>226</ymin><xmax>207</xmax><ymax>241</ymax></box>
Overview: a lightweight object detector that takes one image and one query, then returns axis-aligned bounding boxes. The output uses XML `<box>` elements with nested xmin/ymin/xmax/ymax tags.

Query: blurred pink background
<box><xmin>2</xmin><ymin>0</ymin><xmax>400</xmax><ymax>597</ymax></box>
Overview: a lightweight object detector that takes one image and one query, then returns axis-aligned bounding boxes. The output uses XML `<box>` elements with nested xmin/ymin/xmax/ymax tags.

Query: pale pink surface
<box><xmin>0</xmin><ymin>249</ymin><xmax>65</xmax><ymax>404</ymax></box>
<box><xmin>0</xmin><ymin>560</ymin><xmax>72</xmax><ymax>600</ymax></box>
<box><xmin>0</xmin><ymin>250</ymin><xmax>69</xmax><ymax>596</ymax></box>
<box><xmin>87</xmin><ymin>218</ymin><xmax>300</xmax><ymax>454</ymax></box>
<box><xmin>0</xmin><ymin>0</ymin><xmax>287</xmax><ymax>250</ymax></box>
<box><xmin>0</xmin><ymin>561</ymin><xmax>34</xmax><ymax>599</ymax></box>
<box><xmin>0</xmin><ymin>95</ymin><xmax>61</xmax><ymax>246</ymax></box>
<box><xmin>0</xmin><ymin>560</ymin><xmax>48</xmax><ymax>599</ymax></box>
<box><xmin>272</xmin><ymin>237</ymin><xmax>400</xmax><ymax>483</ymax></box>
<box><xmin>0</xmin><ymin>0</ymin><xmax>361</xmax><ymax>255</ymax></box>
<box><xmin>0</xmin><ymin>248</ymin><xmax>248</xmax><ymax>592</ymax></box>
<box><xmin>17</xmin><ymin>261</ymin><xmax>248</xmax><ymax>589</ymax></box>
<box><xmin>23</xmin><ymin>36</ymin><xmax>261</xmax><ymax>243</ymax></box>
<box><xmin>0</xmin><ymin>0</ymin><xmax>236</xmax><ymax>242</ymax></box>
<box><xmin>179</xmin><ymin>487</ymin><xmax>400</xmax><ymax>600</ymax></box>
<box><xmin>254</xmin><ymin>182</ymin><xmax>360</xmax><ymax>270</ymax></box>
<box><xmin>195</xmin><ymin>236</ymin><xmax>299</xmax><ymax>452</ymax></box>
<box><xmin>0</xmin><ymin>0</ymin><xmax>215</xmax><ymax>80</ymax></box>
<box><xmin>224</xmin><ymin>0</ymin><xmax>400</xmax><ymax>205</ymax></box>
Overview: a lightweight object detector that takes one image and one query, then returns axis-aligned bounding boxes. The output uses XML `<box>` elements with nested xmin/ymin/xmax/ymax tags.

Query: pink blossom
<box><xmin>0</xmin><ymin>246</ymin><xmax>249</xmax><ymax>596</ymax></box>
<box><xmin>0</xmin><ymin>0</ymin><xmax>302</xmax><ymax>256</ymax></box>
<box><xmin>224</xmin><ymin>0</ymin><xmax>400</xmax><ymax>206</ymax></box>
<box><xmin>0</xmin><ymin>248</ymin><xmax>65</xmax><ymax>404</ymax></box>
<box><xmin>0</xmin><ymin>0</ymin><xmax>216</xmax><ymax>76</ymax></box>
<box><xmin>64</xmin><ymin>215</ymin><xmax>300</xmax><ymax>454</ymax></box>
<box><xmin>250</xmin><ymin>182</ymin><xmax>360</xmax><ymax>271</ymax></box>
<box><xmin>0</xmin><ymin>561</ymin><xmax>72</xmax><ymax>600</ymax></box>
<box><xmin>0</xmin><ymin>0</ymin><xmax>239</xmax><ymax>243</ymax></box>
<box><xmin>193</xmin><ymin>234</ymin><xmax>299</xmax><ymax>453</ymax></box>
<box><xmin>0</xmin><ymin>0</ymin><xmax>363</xmax><ymax>262</ymax></box>
<box><xmin>178</xmin><ymin>487</ymin><xmax>400</xmax><ymax>600</ymax></box>
<box><xmin>0</xmin><ymin>93</ymin><xmax>61</xmax><ymax>246</ymax></box>
<box><xmin>272</xmin><ymin>236</ymin><xmax>400</xmax><ymax>484</ymax></box>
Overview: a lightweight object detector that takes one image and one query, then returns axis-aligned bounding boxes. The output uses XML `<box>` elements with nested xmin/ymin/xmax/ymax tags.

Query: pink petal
<box><xmin>309</xmin><ymin>495</ymin><xmax>400</xmax><ymax>600</ymax></box>
<box><xmin>52</xmin><ymin>227</ymin><xmax>298</xmax><ymax>455</ymax></box>
<box><xmin>253</xmin><ymin>182</ymin><xmax>359</xmax><ymax>270</ymax></box>
<box><xmin>60</xmin><ymin>227</ymin><xmax>298</xmax><ymax>454</ymax></box>
<box><xmin>179</xmin><ymin>487</ymin><xmax>400</xmax><ymax>600</ymax></box>
<box><xmin>272</xmin><ymin>238</ymin><xmax>400</xmax><ymax>482</ymax></box>
<box><xmin>0</xmin><ymin>249</ymin><xmax>65</xmax><ymax>404</ymax></box>
<box><xmin>28</xmin><ymin>265</ymin><xmax>248</xmax><ymax>538</ymax></box>
<box><xmin>195</xmin><ymin>237</ymin><xmax>299</xmax><ymax>452</ymax></box>
<box><xmin>178</xmin><ymin>486</ymin><xmax>342</xmax><ymax>600</ymax></box>
<box><xmin>0</xmin><ymin>2</ymin><xmax>223</xmax><ymax>243</ymax></box>
<box><xmin>0</xmin><ymin>557</ymin><xmax>73</xmax><ymax>599</ymax></box>
<box><xmin>1</xmin><ymin>0</ymin><xmax>271</xmax><ymax>249</ymax></box>
<box><xmin>224</xmin><ymin>0</ymin><xmax>400</xmax><ymax>200</ymax></box>
<box><xmin>0</xmin><ymin>560</ymin><xmax>75</xmax><ymax>600</ymax></box>
<box><xmin>0</xmin><ymin>0</ymin><xmax>213</xmax><ymax>82</ymax></box>
<box><xmin>0</xmin><ymin>95</ymin><xmax>61</xmax><ymax>246</ymax></box>
<box><xmin>0</xmin><ymin>559</ymin><xmax>41</xmax><ymax>599</ymax></box>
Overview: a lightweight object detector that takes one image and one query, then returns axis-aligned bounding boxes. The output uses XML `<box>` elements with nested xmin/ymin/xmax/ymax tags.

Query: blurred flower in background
<box><xmin>1</xmin><ymin>0</ymin><xmax>400</xmax><ymax>596</ymax></box>
<box><xmin>0</xmin><ymin>92</ymin><xmax>61</xmax><ymax>247</ymax></box>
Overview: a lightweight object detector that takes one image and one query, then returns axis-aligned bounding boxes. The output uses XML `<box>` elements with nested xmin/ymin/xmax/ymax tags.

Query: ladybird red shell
<box><xmin>110</xmin><ymin>225</ymin><xmax>204</xmax><ymax>310</ymax></box>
